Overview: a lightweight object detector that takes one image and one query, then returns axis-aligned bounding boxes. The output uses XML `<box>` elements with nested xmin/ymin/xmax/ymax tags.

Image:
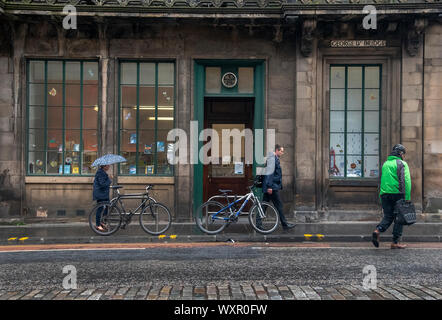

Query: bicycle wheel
<box><xmin>88</xmin><ymin>202</ymin><xmax>122</xmax><ymax>236</ymax></box>
<box><xmin>248</xmin><ymin>201</ymin><xmax>279</xmax><ymax>234</ymax></box>
<box><xmin>139</xmin><ymin>202</ymin><xmax>172</xmax><ymax>235</ymax></box>
<box><xmin>195</xmin><ymin>201</ymin><xmax>229</xmax><ymax>235</ymax></box>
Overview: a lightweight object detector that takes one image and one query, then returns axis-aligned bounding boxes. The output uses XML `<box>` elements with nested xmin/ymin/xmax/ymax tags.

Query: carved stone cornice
<box><xmin>1</xmin><ymin>0</ymin><xmax>442</xmax><ymax>10</ymax></box>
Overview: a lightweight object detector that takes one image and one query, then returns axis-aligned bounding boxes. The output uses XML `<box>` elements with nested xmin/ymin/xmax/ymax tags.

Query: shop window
<box><xmin>329</xmin><ymin>65</ymin><xmax>381</xmax><ymax>178</ymax></box>
<box><xmin>27</xmin><ymin>60</ymin><xmax>99</xmax><ymax>175</ymax></box>
<box><xmin>119</xmin><ymin>61</ymin><xmax>175</xmax><ymax>176</ymax></box>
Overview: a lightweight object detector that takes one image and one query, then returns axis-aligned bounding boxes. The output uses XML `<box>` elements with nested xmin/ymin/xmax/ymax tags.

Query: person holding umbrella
<box><xmin>92</xmin><ymin>154</ymin><xmax>126</xmax><ymax>232</ymax></box>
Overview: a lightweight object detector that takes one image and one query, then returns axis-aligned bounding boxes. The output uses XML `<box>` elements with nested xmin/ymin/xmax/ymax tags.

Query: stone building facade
<box><xmin>0</xmin><ymin>0</ymin><xmax>441</xmax><ymax>222</ymax></box>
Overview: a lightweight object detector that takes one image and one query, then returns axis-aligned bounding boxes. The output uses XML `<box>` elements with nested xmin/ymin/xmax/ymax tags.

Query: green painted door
<box><xmin>193</xmin><ymin>60</ymin><xmax>265</xmax><ymax>215</ymax></box>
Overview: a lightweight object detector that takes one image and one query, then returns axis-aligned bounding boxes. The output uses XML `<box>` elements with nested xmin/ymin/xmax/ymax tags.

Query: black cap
<box><xmin>392</xmin><ymin>144</ymin><xmax>406</xmax><ymax>154</ymax></box>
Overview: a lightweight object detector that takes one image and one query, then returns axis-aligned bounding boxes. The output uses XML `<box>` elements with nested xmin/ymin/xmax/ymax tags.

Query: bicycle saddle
<box><xmin>111</xmin><ymin>185</ymin><xmax>123</xmax><ymax>189</ymax></box>
<box><xmin>219</xmin><ymin>189</ymin><xmax>232</xmax><ymax>194</ymax></box>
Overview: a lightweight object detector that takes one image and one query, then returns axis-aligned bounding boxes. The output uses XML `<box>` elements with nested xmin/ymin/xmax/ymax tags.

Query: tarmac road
<box><xmin>0</xmin><ymin>242</ymin><xmax>441</xmax><ymax>293</ymax></box>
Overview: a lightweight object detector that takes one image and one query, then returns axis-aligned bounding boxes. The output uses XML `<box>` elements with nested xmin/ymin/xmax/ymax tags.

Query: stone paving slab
<box><xmin>1</xmin><ymin>284</ymin><xmax>440</xmax><ymax>300</ymax></box>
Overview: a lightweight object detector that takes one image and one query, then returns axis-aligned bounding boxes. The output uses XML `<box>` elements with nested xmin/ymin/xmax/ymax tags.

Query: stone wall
<box><xmin>0</xmin><ymin>20</ymin><xmax>21</xmax><ymax>218</ymax></box>
<box><xmin>8</xmin><ymin>18</ymin><xmax>297</xmax><ymax>220</ymax></box>
<box><xmin>401</xmin><ymin>36</ymin><xmax>424</xmax><ymax>211</ymax></box>
<box><xmin>423</xmin><ymin>22</ymin><xmax>442</xmax><ymax>213</ymax></box>
<box><xmin>1</xmin><ymin>15</ymin><xmax>440</xmax><ymax>221</ymax></box>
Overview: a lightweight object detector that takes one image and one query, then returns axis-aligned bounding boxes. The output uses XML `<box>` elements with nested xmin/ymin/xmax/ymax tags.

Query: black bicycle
<box><xmin>89</xmin><ymin>185</ymin><xmax>171</xmax><ymax>236</ymax></box>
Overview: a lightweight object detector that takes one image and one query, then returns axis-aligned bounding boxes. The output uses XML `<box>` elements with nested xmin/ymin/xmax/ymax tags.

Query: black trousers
<box><xmin>263</xmin><ymin>190</ymin><xmax>289</xmax><ymax>227</ymax></box>
<box><xmin>95</xmin><ymin>199</ymin><xmax>109</xmax><ymax>227</ymax></box>
<box><xmin>376</xmin><ymin>193</ymin><xmax>404</xmax><ymax>243</ymax></box>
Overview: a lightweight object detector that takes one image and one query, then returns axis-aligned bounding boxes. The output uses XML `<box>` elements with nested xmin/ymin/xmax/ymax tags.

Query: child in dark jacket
<box><xmin>93</xmin><ymin>165</ymin><xmax>112</xmax><ymax>232</ymax></box>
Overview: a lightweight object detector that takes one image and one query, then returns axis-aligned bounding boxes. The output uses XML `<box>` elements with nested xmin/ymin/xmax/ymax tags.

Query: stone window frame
<box><xmin>117</xmin><ymin>60</ymin><xmax>176</xmax><ymax>177</ymax></box>
<box><xmin>328</xmin><ymin>64</ymin><xmax>382</xmax><ymax>179</ymax></box>
<box><xmin>25</xmin><ymin>58</ymin><xmax>101</xmax><ymax>176</ymax></box>
<box><xmin>318</xmin><ymin>49</ymin><xmax>402</xmax><ymax>192</ymax></box>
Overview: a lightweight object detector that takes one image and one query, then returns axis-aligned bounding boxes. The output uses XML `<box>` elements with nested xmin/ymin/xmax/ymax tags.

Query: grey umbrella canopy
<box><xmin>92</xmin><ymin>154</ymin><xmax>127</xmax><ymax>167</ymax></box>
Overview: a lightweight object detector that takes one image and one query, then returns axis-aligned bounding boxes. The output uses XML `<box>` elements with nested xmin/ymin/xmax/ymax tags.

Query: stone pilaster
<box><xmin>401</xmin><ymin>31</ymin><xmax>424</xmax><ymax>211</ymax></box>
<box><xmin>294</xmin><ymin>28</ymin><xmax>317</xmax><ymax>212</ymax></box>
<box><xmin>423</xmin><ymin>22</ymin><xmax>442</xmax><ymax>213</ymax></box>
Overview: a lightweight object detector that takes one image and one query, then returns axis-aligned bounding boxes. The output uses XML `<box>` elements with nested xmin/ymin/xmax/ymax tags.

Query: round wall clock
<box><xmin>221</xmin><ymin>72</ymin><xmax>238</xmax><ymax>88</ymax></box>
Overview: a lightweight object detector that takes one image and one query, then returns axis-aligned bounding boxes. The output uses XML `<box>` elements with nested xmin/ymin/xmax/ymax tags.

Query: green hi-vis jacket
<box><xmin>379</xmin><ymin>155</ymin><xmax>411</xmax><ymax>200</ymax></box>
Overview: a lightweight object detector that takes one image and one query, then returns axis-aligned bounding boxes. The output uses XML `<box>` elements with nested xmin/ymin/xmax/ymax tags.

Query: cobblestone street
<box><xmin>1</xmin><ymin>242</ymin><xmax>441</xmax><ymax>302</ymax></box>
<box><xmin>1</xmin><ymin>283</ymin><xmax>442</xmax><ymax>300</ymax></box>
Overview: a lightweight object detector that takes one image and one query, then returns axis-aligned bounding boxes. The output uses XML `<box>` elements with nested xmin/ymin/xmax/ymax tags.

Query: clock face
<box><xmin>222</xmin><ymin>72</ymin><xmax>238</xmax><ymax>88</ymax></box>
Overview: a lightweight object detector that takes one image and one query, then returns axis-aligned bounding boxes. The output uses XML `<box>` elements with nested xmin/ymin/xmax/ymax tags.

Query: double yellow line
<box><xmin>158</xmin><ymin>235</ymin><xmax>177</xmax><ymax>240</ymax></box>
<box><xmin>8</xmin><ymin>237</ymin><xmax>29</xmax><ymax>242</ymax></box>
<box><xmin>304</xmin><ymin>234</ymin><xmax>325</xmax><ymax>241</ymax></box>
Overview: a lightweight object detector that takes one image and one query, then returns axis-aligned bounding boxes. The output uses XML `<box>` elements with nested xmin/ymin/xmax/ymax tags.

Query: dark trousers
<box><xmin>263</xmin><ymin>190</ymin><xmax>289</xmax><ymax>227</ymax></box>
<box><xmin>96</xmin><ymin>199</ymin><xmax>109</xmax><ymax>227</ymax></box>
<box><xmin>376</xmin><ymin>193</ymin><xmax>404</xmax><ymax>243</ymax></box>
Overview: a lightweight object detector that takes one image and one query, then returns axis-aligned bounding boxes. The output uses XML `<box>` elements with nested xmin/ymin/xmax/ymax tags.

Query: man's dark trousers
<box><xmin>263</xmin><ymin>190</ymin><xmax>289</xmax><ymax>227</ymax></box>
<box><xmin>376</xmin><ymin>193</ymin><xmax>404</xmax><ymax>243</ymax></box>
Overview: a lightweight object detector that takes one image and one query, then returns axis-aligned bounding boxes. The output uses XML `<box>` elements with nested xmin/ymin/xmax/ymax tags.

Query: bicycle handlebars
<box><xmin>111</xmin><ymin>184</ymin><xmax>153</xmax><ymax>195</ymax></box>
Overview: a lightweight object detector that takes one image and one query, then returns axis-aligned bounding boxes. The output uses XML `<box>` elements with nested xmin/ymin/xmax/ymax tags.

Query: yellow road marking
<box><xmin>8</xmin><ymin>237</ymin><xmax>17</xmax><ymax>241</ymax></box>
<box><xmin>158</xmin><ymin>235</ymin><xmax>166</xmax><ymax>239</ymax></box>
<box><xmin>170</xmin><ymin>235</ymin><xmax>177</xmax><ymax>239</ymax></box>
<box><xmin>19</xmin><ymin>237</ymin><xmax>29</xmax><ymax>241</ymax></box>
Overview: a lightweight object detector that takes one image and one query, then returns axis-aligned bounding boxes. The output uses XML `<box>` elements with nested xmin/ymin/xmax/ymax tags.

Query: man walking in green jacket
<box><xmin>372</xmin><ymin>144</ymin><xmax>411</xmax><ymax>249</ymax></box>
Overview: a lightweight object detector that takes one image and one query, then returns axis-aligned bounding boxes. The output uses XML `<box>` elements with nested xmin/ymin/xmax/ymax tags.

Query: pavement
<box><xmin>0</xmin><ymin>219</ymin><xmax>441</xmax><ymax>245</ymax></box>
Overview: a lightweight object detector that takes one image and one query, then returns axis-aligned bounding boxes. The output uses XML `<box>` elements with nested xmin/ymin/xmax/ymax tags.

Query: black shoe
<box><xmin>372</xmin><ymin>231</ymin><xmax>380</xmax><ymax>248</ymax></box>
<box><xmin>282</xmin><ymin>223</ymin><xmax>296</xmax><ymax>230</ymax></box>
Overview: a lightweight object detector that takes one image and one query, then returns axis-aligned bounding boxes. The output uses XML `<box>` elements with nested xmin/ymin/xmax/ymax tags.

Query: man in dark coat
<box><xmin>93</xmin><ymin>165</ymin><xmax>112</xmax><ymax>232</ymax></box>
<box><xmin>262</xmin><ymin>144</ymin><xmax>295</xmax><ymax>230</ymax></box>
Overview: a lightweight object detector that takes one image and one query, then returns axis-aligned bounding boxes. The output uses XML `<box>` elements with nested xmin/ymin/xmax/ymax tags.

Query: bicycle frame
<box><xmin>110</xmin><ymin>189</ymin><xmax>154</xmax><ymax>218</ymax></box>
<box><xmin>211</xmin><ymin>191</ymin><xmax>258</xmax><ymax>221</ymax></box>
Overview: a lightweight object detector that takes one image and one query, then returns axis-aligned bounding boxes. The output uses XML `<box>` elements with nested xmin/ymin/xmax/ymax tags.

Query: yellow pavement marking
<box><xmin>158</xmin><ymin>235</ymin><xmax>166</xmax><ymax>239</ymax></box>
<box><xmin>8</xmin><ymin>237</ymin><xmax>17</xmax><ymax>241</ymax></box>
<box><xmin>304</xmin><ymin>234</ymin><xmax>313</xmax><ymax>239</ymax></box>
<box><xmin>170</xmin><ymin>235</ymin><xmax>177</xmax><ymax>239</ymax></box>
<box><xmin>316</xmin><ymin>234</ymin><xmax>325</xmax><ymax>240</ymax></box>
<box><xmin>19</xmin><ymin>237</ymin><xmax>29</xmax><ymax>241</ymax></box>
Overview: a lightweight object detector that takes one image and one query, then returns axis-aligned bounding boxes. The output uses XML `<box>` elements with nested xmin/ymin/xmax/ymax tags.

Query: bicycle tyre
<box><xmin>139</xmin><ymin>202</ymin><xmax>172</xmax><ymax>235</ymax></box>
<box><xmin>248</xmin><ymin>201</ymin><xmax>279</xmax><ymax>234</ymax></box>
<box><xmin>88</xmin><ymin>202</ymin><xmax>122</xmax><ymax>236</ymax></box>
<box><xmin>195</xmin><ymin>201</ymin><xmax>229</xmax><ymax>235</ymax></box>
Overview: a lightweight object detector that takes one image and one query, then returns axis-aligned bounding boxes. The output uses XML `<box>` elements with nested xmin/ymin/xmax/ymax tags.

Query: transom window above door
<box><xmin>205</xmin><ymin>66</ymin><xmax>254</xmax><ymax>95</ymax></box>
<box><xmin>329</xmin><ymin>65</ymin><xmax>381</xmax><ymax>179</ymax></box>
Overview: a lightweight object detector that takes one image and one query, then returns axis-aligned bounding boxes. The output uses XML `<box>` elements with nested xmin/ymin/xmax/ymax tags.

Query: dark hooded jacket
<box><xmin>93</xmin><ymin>167</ymin><xmax>111</xmax><ymax>201</ymax></box>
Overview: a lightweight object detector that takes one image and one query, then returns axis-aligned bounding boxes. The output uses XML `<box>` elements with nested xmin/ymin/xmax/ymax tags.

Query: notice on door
<box><xmin>234</xmin><ymin>162</ymin><xmax>244</xmax><ymax>175</ymax></box>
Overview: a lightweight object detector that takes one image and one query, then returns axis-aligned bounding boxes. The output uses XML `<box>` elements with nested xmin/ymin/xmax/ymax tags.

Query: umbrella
<box><xmin>92</xmin><ymin>154</ymin><xmax>127</xmax><ymax>167</ymax></box>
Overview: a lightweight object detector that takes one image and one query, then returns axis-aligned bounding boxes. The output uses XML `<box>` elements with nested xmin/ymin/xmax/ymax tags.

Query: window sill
<box><xmin>329</xmin><ymin>179</ymin><xmax>379</xmax><ymax>187</ymax></box>
<box><xmin>25</xmin><ymin>176</ymin><xmax>94</xmax><ymax>184</ymax></box>
<box><xmin>117</xmin><ymin>176</ymin><xmax>174</xmax><ymax>184</ymax></box>
<box><xmin>25</xmin><ymin>176</ymin><xmax>175</xmax><ymax>185</ymax></box>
